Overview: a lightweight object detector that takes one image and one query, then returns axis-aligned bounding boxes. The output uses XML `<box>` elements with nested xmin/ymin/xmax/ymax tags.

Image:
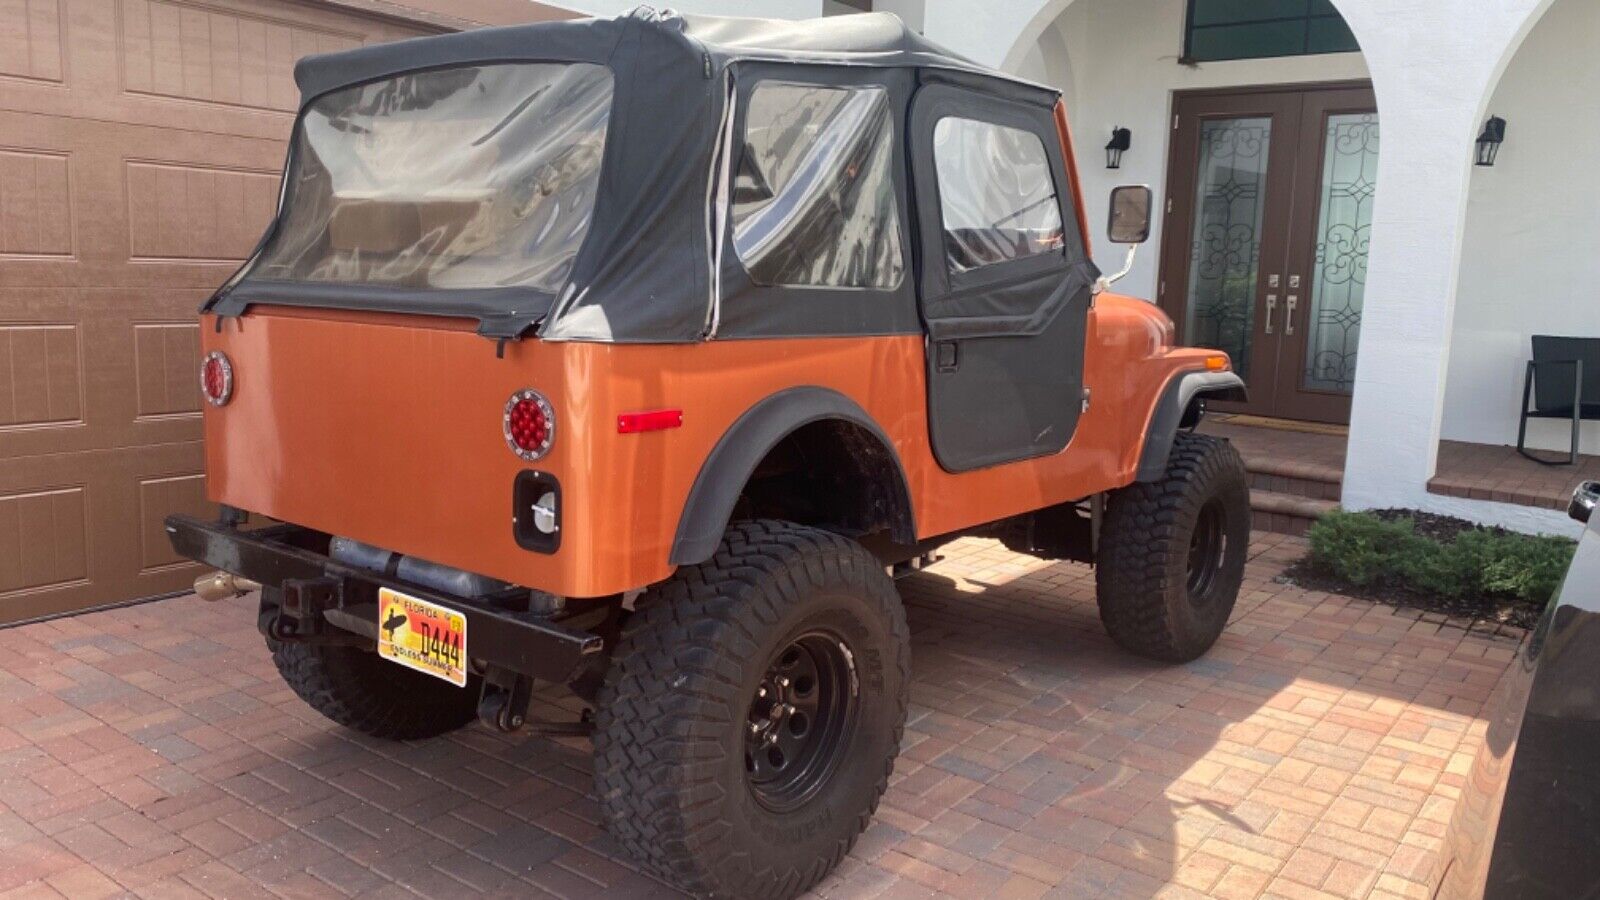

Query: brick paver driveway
<box><xmin>0</xmin><ymin>534</ymin><xmax>1517</xmax><ymax>899</ymax></box>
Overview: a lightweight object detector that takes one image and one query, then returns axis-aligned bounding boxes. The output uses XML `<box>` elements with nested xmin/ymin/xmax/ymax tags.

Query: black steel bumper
<box><xmin>164</xmin><ymin>514</ymin><xmax>603</xmax><ymax>684</ymax></box>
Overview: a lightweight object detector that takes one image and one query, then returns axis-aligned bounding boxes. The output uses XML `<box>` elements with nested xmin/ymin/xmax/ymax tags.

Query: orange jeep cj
<box><xmin>166</xmin><ymin>8</ymin><xmax>1250</xmax><ymax>898</ymax></box>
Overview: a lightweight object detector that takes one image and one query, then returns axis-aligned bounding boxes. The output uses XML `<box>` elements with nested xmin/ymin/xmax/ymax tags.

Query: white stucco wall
<box><xmin>1005</xmin><ymin>0</ymin><xmax>1367</xmax><ymax>302</ymax></box>
<box><xmin>1441</xmin><ymin>0</ymin><xmax>1600</xmax><ymax>457</ymax></box>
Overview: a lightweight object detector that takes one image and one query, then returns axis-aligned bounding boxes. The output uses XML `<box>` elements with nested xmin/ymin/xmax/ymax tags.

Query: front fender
<box><xmin>1134</xmin><ymin>370</ymin><xmax>1247</xmax><ymax>482</ymax></box>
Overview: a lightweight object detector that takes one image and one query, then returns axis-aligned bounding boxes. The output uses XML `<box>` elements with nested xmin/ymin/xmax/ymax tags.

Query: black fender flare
<box><xmin>669</xmin><ymin>387</ymin><xmax>917</xmax><ymax>566</ymax></box>
<box><xmin>1134</xmin><ymin>370</ymin><xmax>1248</xmax><ymax>482</ymax></box>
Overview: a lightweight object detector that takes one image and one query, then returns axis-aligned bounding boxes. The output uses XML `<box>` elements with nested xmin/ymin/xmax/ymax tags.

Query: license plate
<box><xmin>377</xmin><ymin>587</ymin><xmax>467</xmax><ymax>687</ymax></box>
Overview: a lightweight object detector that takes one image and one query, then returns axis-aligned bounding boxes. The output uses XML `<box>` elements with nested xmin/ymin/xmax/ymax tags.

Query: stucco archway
<box><xmin>1333</xmin><ymin>0</ymin><xmax>1567</xmax><ymax>534</ymax></box>
<box><xmin>1432</xmin><ymin>0</ymin><xmax>1600</xmax><ymax>516</ymax></box>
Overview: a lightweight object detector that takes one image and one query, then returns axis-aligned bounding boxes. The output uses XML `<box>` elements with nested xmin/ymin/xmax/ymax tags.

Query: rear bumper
<box><xmin>164</xmin><ymin>514</ymin><xmax>603</xmax><ymax>684</ymax></box>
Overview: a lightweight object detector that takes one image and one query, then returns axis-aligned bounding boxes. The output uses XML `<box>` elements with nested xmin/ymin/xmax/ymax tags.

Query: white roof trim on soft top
<box><xmin>670</xmin><ymin>7</ymin><xmax>1056</xmax><ymax>95</ymax></box>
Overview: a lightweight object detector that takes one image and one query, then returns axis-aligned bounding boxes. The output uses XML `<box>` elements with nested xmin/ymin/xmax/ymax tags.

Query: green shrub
<box><xmin>1305</xmin><ymin>511</ymin><xmax>1420</xmax><ymax>586</ymax></box>
<box><xmin>1478</xmin><ymin>532</ymin><xmax>1575</xmax><ymax>603</ymax></box>
<box><xmin>1401</xmin><ymin>531</ymin><xmax>1481</xmax><ymax>598</ymax></box>
<box><xmin>1306</xmin><ymin>510</ymin><xmax>1576</xmax><ymax>606</ymax></box>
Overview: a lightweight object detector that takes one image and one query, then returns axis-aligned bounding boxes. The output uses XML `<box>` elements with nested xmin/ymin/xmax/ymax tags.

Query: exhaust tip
<box><xmin>194</xmin><ymin>571</ymin><xmax>261</xmax><ymax>602</ymax></box>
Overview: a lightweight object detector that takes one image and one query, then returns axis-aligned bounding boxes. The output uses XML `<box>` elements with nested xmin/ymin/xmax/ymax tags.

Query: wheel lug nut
<box><xmin>777</xmin><ymin>677</ymin><xmax>791</xmax><ymax>688</ymax></box>
<box><xmin>749</xmin><ymin>722</ymin><xmax>761</xmax><ymax>734</ymax></box>
<box><xmin>757</xmin><ymin>687</ymin><xmax>767</xmax><ymax>698</ymax></box>
<box><xmin>765</xmin><ymin>732</ymin><xmax>778</xmax><ymax>745</ymax></box>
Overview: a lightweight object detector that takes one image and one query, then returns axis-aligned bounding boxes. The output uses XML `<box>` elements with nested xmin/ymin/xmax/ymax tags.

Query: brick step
<box><xmin>1248</xmin><ymin>470</ymin><xmax>1342</xmax><ymax>502</ymax></box>
<box><xmin>1237</xmin><ymin>454</ymin><xmax>1343</xmax><ymax>502</ymax></box>
<box><xmin>1250</xmin><ymin>489</ymin><xmax>1339</xmax><ymax>537</ymax></box>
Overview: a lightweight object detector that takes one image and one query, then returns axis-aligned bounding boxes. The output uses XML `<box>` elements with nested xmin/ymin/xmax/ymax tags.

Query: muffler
<box><xmin>194</xmin><ymin>571</ymin><xmax>261</xmax><ymax>602</ymax></box>
<box><xmin>329</xmin><ymin>536</ymin><xmax>512</xmax><ymax>598</ymax></box>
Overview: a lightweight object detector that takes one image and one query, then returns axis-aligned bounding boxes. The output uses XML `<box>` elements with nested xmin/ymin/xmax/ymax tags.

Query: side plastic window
<box><xmin>732</xmin><ymin>82</ymin><xmax>904</xmax><ymax>289</ymax></box>
<box><xmin>932</xmin><ymin>117</ymin><xmax>1064</xmax><ymax>274</ymax></box>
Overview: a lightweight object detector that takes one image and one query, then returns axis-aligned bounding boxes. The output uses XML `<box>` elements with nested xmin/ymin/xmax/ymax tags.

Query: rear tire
<box><xmin>270</xmin><ymin>639</ymin><xmax>479</xmax><ymax>740</ymax></box>
<box><xmin>593</xmin><ymin>520</ymin><xmax>910</xmax><ymax>899</ymax></box>
<box><xmin>1096</xmin><ymin>432</ymin><xmax>1250</xmax><ymax>662</ymax></box>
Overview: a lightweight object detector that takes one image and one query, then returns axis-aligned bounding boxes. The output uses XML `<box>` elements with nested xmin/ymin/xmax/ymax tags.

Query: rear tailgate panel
<box><xmin>202</xmin><ymin>309</ymin><xmax>652</xmax><ymax>597</ymax></box>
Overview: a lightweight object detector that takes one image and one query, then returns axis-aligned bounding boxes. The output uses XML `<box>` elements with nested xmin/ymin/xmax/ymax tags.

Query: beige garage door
<box><xmin>0</xmin><ymin>0</ymin><xmax>437</xmax><ymax>623</ymax></box>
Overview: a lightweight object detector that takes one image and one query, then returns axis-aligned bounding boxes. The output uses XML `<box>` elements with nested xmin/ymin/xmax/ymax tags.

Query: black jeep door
<box><xmin>909</xmin><ymin>82</ymin><xmax>1096</xmax><ymax>472</ymax></box>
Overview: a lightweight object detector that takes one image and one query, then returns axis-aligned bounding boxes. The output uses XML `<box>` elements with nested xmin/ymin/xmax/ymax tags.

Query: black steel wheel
<box><xmin>1096</xmin><ymin>432</ymin><xmax>1250</xmax><ymax>662</ymax></box>
<box><xmin>745</xmin><ymin>632</ymin><xmax>859</xmax><ymax>811</ymax></box>
<box><xmin>594</xmin><ymin>521</ymin><xmax>910</xmax><ymax>900</ymax></box>
<box><xmin>1186</xmin><ymin>498</ymin><xmax>1227</xmax><ymax>603</ymax></box>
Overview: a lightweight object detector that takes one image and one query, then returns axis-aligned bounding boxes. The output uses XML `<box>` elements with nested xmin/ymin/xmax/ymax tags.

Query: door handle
<box><xmin>1285</xmin><ymin>295</ymin><xmax>1298</xmax><ymax>336</ymax></box>
<box><xmin>935</xmin><ymin>340</ymin><xmax>959</xmax><ymax>373</ymax></box>
<box><xmin>1264</xmin><ymin>294</ymin><xmax>1277</xmax><ymax>335</ymax></box>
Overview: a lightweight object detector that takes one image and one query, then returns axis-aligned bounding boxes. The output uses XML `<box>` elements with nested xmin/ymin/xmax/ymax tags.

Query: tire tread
<box><xmin>593</xmin><ymin>520</ymin><xmax>909</xmax><ymax>898</ymax></box>
<box><xmin>1096</xmin><ymin>432</ymin><xmax>1249</xmax><ymax>662</ymax></box>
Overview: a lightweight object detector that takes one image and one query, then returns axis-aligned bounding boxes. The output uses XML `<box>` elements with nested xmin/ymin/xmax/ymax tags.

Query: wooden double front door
<box><xmin>1157</xmin><ymin>84</ymin><xmax>1378</xmax><ymax>424</ymax></box>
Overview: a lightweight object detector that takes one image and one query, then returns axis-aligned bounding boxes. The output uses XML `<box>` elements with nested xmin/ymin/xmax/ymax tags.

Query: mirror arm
<box><xmin>1093</xmin><ymin>244</ymin><xmax>1139</xmax><ymax>294</ymax></box>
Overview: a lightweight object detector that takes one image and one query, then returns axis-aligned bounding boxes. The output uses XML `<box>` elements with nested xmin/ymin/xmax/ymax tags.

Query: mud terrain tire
<box><xmin>594</xmin><ymin>520</ymin><xmax>910</xmax><ymax>899</ymax></box>
<box><xmin>1096</xmin><ymin>432</ymin><xmax>1250</xmax><ymax>663</ymax></box>
<box><xmin>270</xmin><ymin>639</ymin><xmax>479</xmax><ymax>740</ymax></box>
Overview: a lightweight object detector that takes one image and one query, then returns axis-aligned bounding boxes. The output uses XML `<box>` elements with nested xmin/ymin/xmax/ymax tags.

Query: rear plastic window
<box><xmin>732</xmin><ymin>82</ymin><xmax>904</xmax><ymax>290</ymax></box>
<box><xmin>248</xmin><ymin>63</ymin><xmax>613</xmax><ymax>292</ymax></box>
<box><xmin>932</xmin><ymin>116</ymin><xmax>1064</xmax><ymax>273</ymax></box>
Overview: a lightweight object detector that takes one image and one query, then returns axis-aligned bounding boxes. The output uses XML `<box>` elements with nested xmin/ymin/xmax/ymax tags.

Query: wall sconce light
<box><xmin>1475</xmin><ymin>116</ymin><xmax>1506</xmax><ymax>167</ymax></box>
<box><xmin>1105</xmin><ymin>127</ymin><xmax>1131</xmax><ymax>169</ymax></box>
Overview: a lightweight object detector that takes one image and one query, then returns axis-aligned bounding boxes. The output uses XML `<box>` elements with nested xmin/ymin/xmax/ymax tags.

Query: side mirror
<box><xmin>1107</xmin><ymin>185</ymin><xmax>1153</xmax><ymax>244</ymax></box>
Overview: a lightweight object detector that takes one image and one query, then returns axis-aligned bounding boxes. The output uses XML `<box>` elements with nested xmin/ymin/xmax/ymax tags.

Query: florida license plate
<box><xmin>377</xmin><ymin>588</ymin><xmax>468</xmax><ymax>687</ymax></box>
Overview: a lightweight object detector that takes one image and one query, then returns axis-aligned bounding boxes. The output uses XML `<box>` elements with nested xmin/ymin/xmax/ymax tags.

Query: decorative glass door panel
<box><xmin>1302</xmin><ymin>112</ymin><xmax>1378</xmax><ymax>394</ymax></box>
<box><xmin>1183</xmin><ymin>117</ymin><xmax>1271</xmax><ymax>380</ymax></box>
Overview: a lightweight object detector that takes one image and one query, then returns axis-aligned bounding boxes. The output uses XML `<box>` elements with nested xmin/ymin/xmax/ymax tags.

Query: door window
<box><xmin>931</xmin><ymin>117</ymin><xmax>1064</xmax><ymax>274</ymax></box>
<box><xmin>1302</xmin><ymin>113</ymin><xmax>1378</xmax><ymax>394</ymax></box>
<box><xmin>732</xmin><ymin>82</ymin><xmax>903</xmax><ymax>289</ymax></box>
<box><xmin>1182</xmin><ymin>116</ymin><xmax>1273</xmax><ymax>380</ymax></box>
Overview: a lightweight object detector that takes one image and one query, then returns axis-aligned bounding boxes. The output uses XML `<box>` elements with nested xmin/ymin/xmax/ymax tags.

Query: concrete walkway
<box><xmin>0</xmin><ymin>534</ymin><xmax>1518</xmax><ymax>899</ymax></box>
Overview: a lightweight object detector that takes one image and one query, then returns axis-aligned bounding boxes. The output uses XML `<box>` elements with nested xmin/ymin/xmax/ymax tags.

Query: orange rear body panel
<box><xmin>202</xmin><ymin>296</ymin><xmax>1216</xmax><ymax>597</ymax></box>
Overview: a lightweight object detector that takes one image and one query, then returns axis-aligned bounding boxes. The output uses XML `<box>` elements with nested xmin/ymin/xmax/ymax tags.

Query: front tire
<box><xmin>1096</xmin><ymin>432</ymin><xmax>1250</xmax><ymax>662</ymax></box>
<box><xmin>593</xmin><ymin>520</ymin><xmax>910</xmax><ymax>899</ymax></box>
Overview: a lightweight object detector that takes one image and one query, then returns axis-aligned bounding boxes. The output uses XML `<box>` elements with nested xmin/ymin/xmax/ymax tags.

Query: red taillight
<box><xmin>618</xmin><ymin>409</ymin><xmax>683</xmax><ymax>434</ymax></box>
<box><xmin>503</xmin><ymin>389</ymin><xmax>555</xmax><ymax>460</ymax></box>
<box><xmin>200</xmin><ymin>351</ymin><xmax>232</xmax><ymax>406</ymax></box>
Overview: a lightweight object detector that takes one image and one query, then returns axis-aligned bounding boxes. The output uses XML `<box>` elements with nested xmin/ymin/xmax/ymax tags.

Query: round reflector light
<box><xmin>503</xmin><ymin>389</ymin><xmax>555</xmax><ymax>460</ymax></box>
<box><xmin>200</xmin><ymin>351</ymin><xmax>233</xmax><ymax>406</ymax></box>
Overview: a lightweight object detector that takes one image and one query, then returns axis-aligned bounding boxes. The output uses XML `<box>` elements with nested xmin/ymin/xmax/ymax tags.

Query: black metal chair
<box><xmin>1517</xmin><ymin>335</ymin><xmax>1600</xmax><ymax>465</ymax></box>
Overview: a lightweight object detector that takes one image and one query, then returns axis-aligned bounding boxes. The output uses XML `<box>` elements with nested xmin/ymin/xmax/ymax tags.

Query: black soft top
<box><xmin>211</xmin><ymin>7</ymin><xmax>1067</xmax><ymax>343</ymax></box>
